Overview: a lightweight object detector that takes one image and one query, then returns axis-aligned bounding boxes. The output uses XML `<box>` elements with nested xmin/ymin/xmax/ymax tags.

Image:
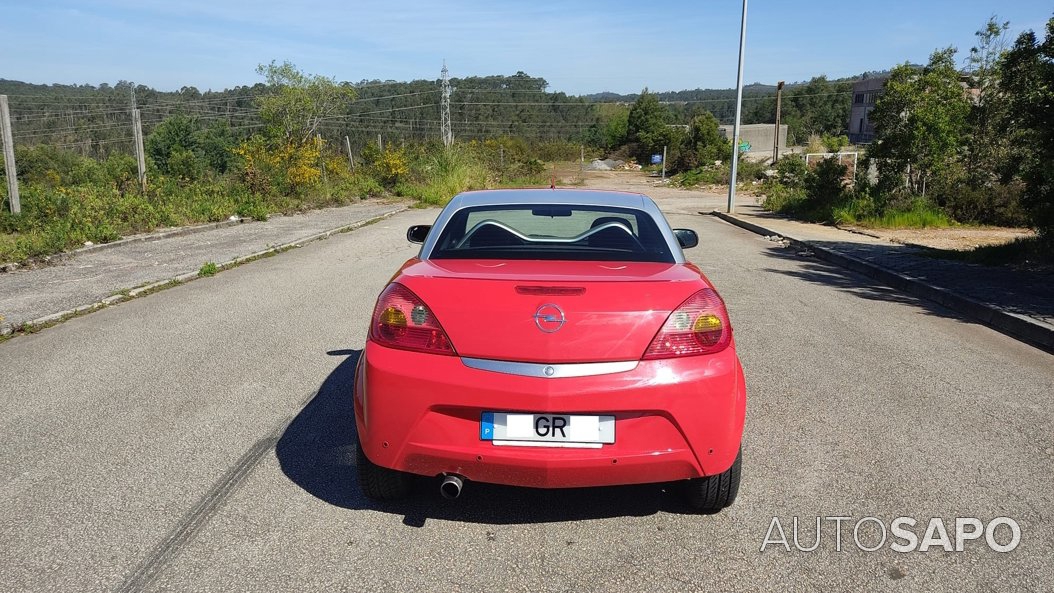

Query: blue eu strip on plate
<box><xmin>480</xmin><ymin>412</ymin><xmax>495</xmax><ymax>441</ymax></box>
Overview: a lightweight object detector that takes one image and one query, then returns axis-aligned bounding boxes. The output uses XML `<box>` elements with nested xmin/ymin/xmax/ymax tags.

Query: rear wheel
<box><xmin>356</xmin><ymin>438</ymin><xmax>412</xmax><ymax>501</ymax></box>
<box><xmin>684</xmin><ymin>449</ymin><xmax>742</xmax><ymax>512</ymax></box>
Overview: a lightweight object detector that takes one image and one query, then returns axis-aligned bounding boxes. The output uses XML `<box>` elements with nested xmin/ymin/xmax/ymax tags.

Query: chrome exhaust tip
<box><xmin>440</xmin><ymin>474</ymin><xmax>464</xmax><ymax>499</ymax></box>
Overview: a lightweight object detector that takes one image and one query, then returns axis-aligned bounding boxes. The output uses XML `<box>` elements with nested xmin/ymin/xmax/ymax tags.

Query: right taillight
<box><xmin>369</xmin><ymin>283</ymin><xmax>456</xmax><ymax>355</ymax></box>
<box><xmin>642</xmin><ymin>289</ymin><xmax>732</xmax><ymax>359</ymax></box>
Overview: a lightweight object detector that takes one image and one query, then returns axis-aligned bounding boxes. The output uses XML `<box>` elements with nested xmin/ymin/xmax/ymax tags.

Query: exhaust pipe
<box><xmin>440</xmin><ymin>474</ymin><xmax>464</xmax><ymax>499</ymax></box>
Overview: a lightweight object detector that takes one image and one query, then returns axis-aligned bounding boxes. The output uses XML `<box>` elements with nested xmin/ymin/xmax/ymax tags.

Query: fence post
<box><xmin>132</xmin><ymin>108</ymin><xmax>147</xmax><ymax>192</ymax></box>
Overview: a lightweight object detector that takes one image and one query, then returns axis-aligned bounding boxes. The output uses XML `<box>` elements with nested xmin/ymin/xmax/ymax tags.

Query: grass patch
<box><xmin>198</xmin><ymin>261</ymin><xmax>219</xmax><ymax>277</ymax></box>
<box><xmin>835</xmin><ymin>199</ymin><xmax>954</xmax><ymax>229</ymax></box>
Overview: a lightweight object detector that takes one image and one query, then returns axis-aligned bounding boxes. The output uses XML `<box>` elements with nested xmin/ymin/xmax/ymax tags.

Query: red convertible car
<box><xmin>353</xmin><ymin>189</ymin><xmax>746</xmax><ymax>512</ymax></box>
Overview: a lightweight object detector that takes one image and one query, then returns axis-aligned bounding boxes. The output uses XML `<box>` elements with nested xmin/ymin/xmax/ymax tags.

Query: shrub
<box><xmin>375</xmin><ymin>147</ymin><xmax>409</xmax><ymax>186</ymax></box>
<box><xmin>822</xmin><ymin>134</ymin><xmax>850</xmax><ymax>154</ymax></box>
<box><xmin>929</xmin><ymin>175</ymin><xmax>1028</xmax><ymax>227</ymax></box>
<box><xmin>804</xmin><ymin>157</ymin><xmax>850</xmax><ymax>217</ymax></box>
<box><xmin>762</xmin><ymin>182</ymin><xmax>807</xmax><ymax>214</ymax></box>
<box><xmin>775</xmin><ymin>155</ymin><xmax>808</xmax><ymax>188</ymax></box>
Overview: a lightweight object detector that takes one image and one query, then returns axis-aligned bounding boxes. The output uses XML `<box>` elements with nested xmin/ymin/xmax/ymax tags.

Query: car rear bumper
<box><xmin>353</xmin><ymin>341</ymin><xmax>746</xmax><ymax>489</ymax></box>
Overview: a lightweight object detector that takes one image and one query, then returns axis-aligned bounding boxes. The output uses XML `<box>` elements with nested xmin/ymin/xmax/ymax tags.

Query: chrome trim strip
<box><xmin>461</xmin><ymin>357</ymin><xmax>639</xmax><ymax>378</ymax></box>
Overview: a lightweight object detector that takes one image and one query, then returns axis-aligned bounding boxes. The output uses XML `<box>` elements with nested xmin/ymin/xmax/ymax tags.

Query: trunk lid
<box><xmin>396</xmin><ymin>260</ymin><xmax>707</xmax><ymax>363</ymax></box>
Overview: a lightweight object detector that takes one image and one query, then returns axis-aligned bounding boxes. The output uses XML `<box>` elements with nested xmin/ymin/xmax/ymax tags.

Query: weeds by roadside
<box><xmin>0</xmin><ymin>140</ymin><xmax>560</xmax><ymax>265</ymax></box>
<box><xmin>198</xmin><ymin>262</ymin><xmax>219</xmax><ymax>277</ymax></box>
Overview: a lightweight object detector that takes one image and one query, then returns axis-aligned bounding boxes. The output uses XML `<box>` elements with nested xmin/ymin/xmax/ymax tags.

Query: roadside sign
<box><xmin>650</xmin><ymin>154</ymin><xmax>663</xmax><ymax>164</ymax></box>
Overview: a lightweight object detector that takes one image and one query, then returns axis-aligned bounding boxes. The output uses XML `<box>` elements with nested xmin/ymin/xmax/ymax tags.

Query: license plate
<box><xmin>480</xmin><ymin>412</ymin><xmax>615</xmax><ymax>448</ymax></box>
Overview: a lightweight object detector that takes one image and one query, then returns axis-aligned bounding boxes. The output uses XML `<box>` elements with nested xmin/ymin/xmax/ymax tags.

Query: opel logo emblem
<box><xmin>534</xmin><ymin>303</ymin><xmax>565</xmax><ymax>333</ymax></box>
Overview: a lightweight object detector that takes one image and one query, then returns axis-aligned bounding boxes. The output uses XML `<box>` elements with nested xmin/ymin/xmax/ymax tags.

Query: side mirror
<box><xmin>673</xmin><ymin>228</ymin><xmax>698</xmax><ymax>249</ymax></box>
<box><xmin>407</xmin><ymin>225</ymin><xmax>431</xmax><ymax>244</ymax></box>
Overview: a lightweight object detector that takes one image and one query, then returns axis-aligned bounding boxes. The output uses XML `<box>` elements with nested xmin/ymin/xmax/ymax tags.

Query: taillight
<box><xmin>642</xmin><ymin>289</ymin><xmax>732</xmax><ymax>359</ymax></box>
<box><xmin>369</xmin><ymin>283</ymin><xmax>456</xmax><ymax>355</ymax></box>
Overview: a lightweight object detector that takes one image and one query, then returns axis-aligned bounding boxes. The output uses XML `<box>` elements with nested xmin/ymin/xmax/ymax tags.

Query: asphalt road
<box><xmin>2</xmin><ymin>200</ymin><xmax>1052</xmax><ymax>592</ymax></box>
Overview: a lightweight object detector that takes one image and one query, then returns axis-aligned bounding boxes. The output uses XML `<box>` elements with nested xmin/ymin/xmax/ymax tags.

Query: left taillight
<box><xmin>369</xmin><ymin>283</ymin><xmax>456</xmax><ymax>355</ymax></box>
<box><xmin>642</xmin><ymin>288</ymin><xmax>732</xmax><ymax>359</ymax></box>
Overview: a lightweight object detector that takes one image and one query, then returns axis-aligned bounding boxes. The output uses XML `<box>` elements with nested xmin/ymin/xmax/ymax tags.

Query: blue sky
<box><xmin>1</xmin><ymin>1</ymin><xmax>1051</xmax><ymax>94</ymax></box>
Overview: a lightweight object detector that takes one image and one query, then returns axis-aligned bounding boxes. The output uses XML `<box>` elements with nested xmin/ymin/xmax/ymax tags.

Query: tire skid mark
<box><xmin>113</xmin><ymin>415</ymin><xmax>301</xmax><ymax>593</ymax></box>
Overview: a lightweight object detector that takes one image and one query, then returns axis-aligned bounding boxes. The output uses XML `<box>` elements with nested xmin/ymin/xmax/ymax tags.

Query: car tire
<box><xmin>356</xmin><ymin>438</ymin><xmax>412</xmax><ymax>501</ymax></box>
<box><xmin>684</xmin><ymin>448</ymin><xmax>742</xmax><ymax>512</ymax></box>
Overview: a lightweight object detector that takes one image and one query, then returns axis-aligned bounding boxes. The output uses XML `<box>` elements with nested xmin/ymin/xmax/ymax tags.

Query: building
<box><xmin>848</xmin><ymin>75</ymin><xmax>887</xmax><ymax>144</ymax></box>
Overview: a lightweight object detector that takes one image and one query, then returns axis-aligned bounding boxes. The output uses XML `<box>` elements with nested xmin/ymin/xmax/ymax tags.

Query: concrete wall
<box><xmin>718</xmin><ymin>124</ymin><xmax>788</xmax><ymax>154</ymax></box>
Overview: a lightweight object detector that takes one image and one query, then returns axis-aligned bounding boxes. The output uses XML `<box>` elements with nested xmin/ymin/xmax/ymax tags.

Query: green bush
<box><xmin>516</xmin><ymin>158</ymin><xmax>546</xmax><ymax>177</ymax></box>
<box><xmin>761</xmin><ymin>182</ymin><xmax>807</xmax><ymax>214</ymax></box>
<box><xmin>928</xmin><ymin>172</ymin><xmax>1028</xmax><ymax>227</ymax></box>
<box><xmin>677</xmin><ymin>157</ymin><xmax>767</xmax><ymax>188</ymax></box>
<box><xmin>339</xmin><ymin>173</ymin><xmax>384</xmax><ymax>199</ymax></box>
<box><xmin>775</xmin><ymin>155</ymin><xmax>808</xmax><ymax>189</ymax></box>
<box><xmin>803</xmin><ymin>157</ymin><xmax>850</xmax><ymax>219</ymax></box>
<box><xmin>236</xmin><ymin>197</ymin><xmax>269</xmax><ymax>221</ymax></box>
<box><xmin>821</xmin><ymin>134</ymin><xmax>850</xmax><ymax>153</ymax></box>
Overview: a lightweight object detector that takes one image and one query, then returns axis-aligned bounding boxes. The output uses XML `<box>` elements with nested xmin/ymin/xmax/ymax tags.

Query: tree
<box><xmin>626</xmin><ymin>89</ymin><xmax>673</xmax><ymax>163</ymax></box>
<box><xmin>146</xmin><ymin>115</ymin><xmax>200</xmax><ymax>177</ymax></box>
<box><xmin>999</xmin><ymin>16</ymin><xmax>1054</xmax><ymax>236</ymax></box>
<box><xmin>600</xmin><ymin>106</ymin><xmax>629</xmax><ymax>150</ymax></box>
<box><xmin>196</xmin><ymin>121</ymin><xmax>237</xmax><ymax>174</ymax></box>
<box><xmin>255</xmin><ymin>61</ymin><xmax>357</xmax><ymax>144</ymax></box>
<box><xmin>868</xmin><ymin>48</ymin><xmax>971</xmax><ymax>194</ymax></box>
<box><xmin>775</xmin><ymin>77</ymin><xmax>853</xmax><ymax>144</ymax></box>
<box><xmin>963</xmin><ymin>17</ymin><xmax>1012</xmax><ymax>184</ymax></box>
<box><xmin>688</xmin><ymin>112</ymin><xmax>729</xmax><ymax>164</ymax></box>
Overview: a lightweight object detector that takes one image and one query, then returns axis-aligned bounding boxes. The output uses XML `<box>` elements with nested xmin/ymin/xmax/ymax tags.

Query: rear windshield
<box><xmin>430</xmin><ymin>204</ymin><xmax>675</xmax><ymax>263</ymax></box>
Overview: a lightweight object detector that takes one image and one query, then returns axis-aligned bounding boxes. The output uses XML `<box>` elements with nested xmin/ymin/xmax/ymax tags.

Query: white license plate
<box><xmin>480</xmin><ymin>412</ymin><xmax>615</xmax><ymax>448</ymax></box>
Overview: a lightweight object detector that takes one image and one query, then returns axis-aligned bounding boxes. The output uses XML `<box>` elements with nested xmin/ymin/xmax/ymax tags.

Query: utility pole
<box><xmin>377</xmin><ymin>133</ymin><xmax>383</xmax><ymax>153</ymax></box>
<box><xmin>661</xmin><ymin>145</ymin><xmax>667</xmax><ymax>180</ymax></box>
<box><xmin>580</xmin><ymin>145</ymin><xmax>585</xmax><ymax>172</ymax></box>
<box><xmin>499</xmin><ymin>146</ymin><xmax>504</xmax><ymax>169</ymax></box>
<box><xmin>727</xmin><ymin>0</ymin><xmax>748</xmax><ymax>213</ymax></box>
<box><xmin>440</xmin><ymin>61</ymin><xmax>453</xmax><ymax>147</ymax></box>
<box><xmin>0</xmin><ymin>95</ymin><xmax>20</xmax><ymax>214</ymax></box>
<box><xmin>773</xmin><ymin>80</ymin><xmax>784</xmax><ymax>164</ymax></box>
<box><xmin>344</xmin><ymin>136</ymin><xmax>354</xmax><ymax>171</ymax></box>
<box><xmin>130</xmin><ymin>84</ymin><xmax>146</xmax><ymax>192</ymax></box>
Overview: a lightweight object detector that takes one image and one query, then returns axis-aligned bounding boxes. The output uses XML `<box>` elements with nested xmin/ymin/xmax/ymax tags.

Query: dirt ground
<box><xmin>837</xmin><ymin>225</ymin><xmax>1035</xmax><ymax>251</ymax></box>
<box><xmin>570</xmin><ymin>169</ymin><xmax>1034</xmax><ymax>252</ymax></box>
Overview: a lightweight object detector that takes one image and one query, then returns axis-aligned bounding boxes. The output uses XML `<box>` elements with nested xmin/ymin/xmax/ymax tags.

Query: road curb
<box><xmin>1</xmin><ymin>206</ymin><xmax>408</xmax><ymax>340</ymax></box>
<box><xmin>0</xmin><ymin>218</ymin><xmax>248</xmax><ymax>273</ymax></box>
<box><xmin>709</xmin><ymin>209</ymin><xmax>1054</xmax><ymax>353</ymax></box>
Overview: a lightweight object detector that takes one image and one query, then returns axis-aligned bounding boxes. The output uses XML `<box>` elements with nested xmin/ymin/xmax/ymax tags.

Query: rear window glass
<box><xmin>430</xmin><ymin>204</ymin><xmax>675</xmax><ymax>263</ymax></box>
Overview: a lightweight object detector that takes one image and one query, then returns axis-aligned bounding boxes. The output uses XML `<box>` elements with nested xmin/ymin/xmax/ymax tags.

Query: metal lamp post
<box><xmin>726</xmin><ymin>0</ymin><xmax>748</xmax><ymax>213</ymax></box>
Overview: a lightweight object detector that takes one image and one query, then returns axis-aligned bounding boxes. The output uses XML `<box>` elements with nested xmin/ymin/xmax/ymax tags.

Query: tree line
<box><xmin>760</xmin><ymin>14</ymin><xmax>1054</xmax><ymax>248</ymax></box>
